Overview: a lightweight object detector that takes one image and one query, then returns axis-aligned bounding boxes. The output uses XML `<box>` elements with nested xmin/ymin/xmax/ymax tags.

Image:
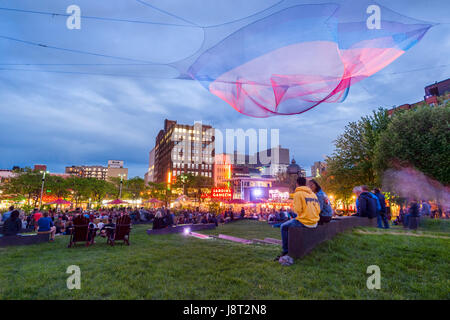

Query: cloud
<box><xmin>1</xmin><ymin>0</ymin><xmax>448</xmax><ymax>178</ymax></box>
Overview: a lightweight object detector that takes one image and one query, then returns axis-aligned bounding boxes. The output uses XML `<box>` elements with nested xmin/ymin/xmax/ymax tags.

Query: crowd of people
<box><xmin>0</xmin><ymin>204</ymin><xmax>286</xmax><ymax>239</ymax></box>
<box><xmin>1</xmin><ymin>182</ymin><xmax>447</xmax><ymax>255</ymax></box>
<box><xmin>273</xmin><ymin>176</ymin><xmax>448</xmax><ymax>264</ymax></box>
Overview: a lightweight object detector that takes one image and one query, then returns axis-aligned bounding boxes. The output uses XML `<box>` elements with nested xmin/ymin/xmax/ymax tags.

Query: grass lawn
<box><xmin>0</xmin><ymin>220</ymin><xmax>448</xmax><ymax>299</ymax></box>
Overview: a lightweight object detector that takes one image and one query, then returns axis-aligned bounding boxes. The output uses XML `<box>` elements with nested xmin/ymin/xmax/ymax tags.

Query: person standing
<box><xmin>373</xmin><ymin>188</ymin><xmax>390</xmax><ymax>228</ymax></box>
<box><xmin>404</xmin><ymin>199</ymin><xmax>420</xmax><ymax>227</ymax></box>
<box><xmin>240</xmin><ymin>207</ymin><xmax>245</xmax><ymax>219</ymax></box>
<box><xmin>275</xmin><ymin>177</ymin><xmax>320</xmax><ymax>261</ymax></box>
<box><xmin>420</xmin><ymin>201</ymin><xmax>431</xmax><ymax>217</ymax></box>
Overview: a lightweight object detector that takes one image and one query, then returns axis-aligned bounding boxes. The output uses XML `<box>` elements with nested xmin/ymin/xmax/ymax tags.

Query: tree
<box><xmin>87</xmin><ymin>178</ymin><xmax>116</xmax><ymax>206</ymax></box>
<box><xmin>148</xmin><ymin>181</ymin><xmax>173</xmax><ymax>206</ymax></box>
<box><xmin>374</xmin><ymin>103</ymin><xmax>450</xmax><ymax>185</ymax></box>
<box><xmin>2</xmin><ymin>169</ymin><xmax>43</xmax><ymax>207</ymax></box>
<box><xmin>324</xmin><ymin>108</ymin><xmax>390</xmax><ymax>198</ymax></box>
<box><xmin>46</xmin><ymin>176</ymin><xmax>69</xmax><ymax>199</ymax></box>
<box><xmin>65</xmin><ymin>176</ymin><xmax>91</xmax><ymax>208</ymax></box>
<box><xmin>174</xmin><ymin>173</ymin><xmax>196</xmax><ymax>195</ymax></box>
<box><xmin>190</xmin><ymin>175</ymin><xmax>213</xmax><ymax>202</ymax></box>
<box><xmin>125</xmin><ymin>177</ymin><xmax>146</xmax><ymax>201</ymax></box>
<box><xmin>315</xmin><ymin>108</ymin><xmax>390</xmax><ymax>209</ymax></box>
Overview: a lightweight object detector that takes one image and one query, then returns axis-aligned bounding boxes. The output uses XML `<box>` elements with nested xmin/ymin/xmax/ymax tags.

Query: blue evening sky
<box><xmin>0</xmin><ymin>0</ymin><xmax>449</xmax><ymax>177</ymax></box>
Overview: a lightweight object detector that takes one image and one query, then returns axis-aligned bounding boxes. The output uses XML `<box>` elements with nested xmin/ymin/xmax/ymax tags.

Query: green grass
<box><xmin>0</xmin><ymin>220</ymin><xmax>449</xmax><ymax>299</ymax></box>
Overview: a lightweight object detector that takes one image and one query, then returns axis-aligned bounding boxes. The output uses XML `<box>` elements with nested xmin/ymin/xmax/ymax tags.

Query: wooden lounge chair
<box><xmin>68</xmin><ymin>215</ymin><xmax>92</xmax><ymax>248</ymax></box>
<box><xmin>107</xmin><ymin>215</ymin><xmax>131</xmax><ymax>246</ymax></box>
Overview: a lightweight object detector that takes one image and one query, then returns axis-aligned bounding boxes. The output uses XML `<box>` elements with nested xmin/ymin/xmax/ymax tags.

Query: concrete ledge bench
<box><xmin>288</xmin><ymin>216</ymin><xmax>376</xmax><ymax>259</ymax></box>
<box><xmin>0</xmin><ymin>233</ymin><xmax>50</xmax><ymax>247</ymax></box>
<box><xmin>252</xmin><ymin>238</ymin><xmax>282</xmax><ymax>245</ymax></box>
<box><xmin>146</xmin><ymin>223</ymin><xmax>216</xmax><ymax>235</ymax></box>
<box><xmin>218</xmin><ymin>234</ymin><xmax>253</xmax><ymax>244</ymax></box>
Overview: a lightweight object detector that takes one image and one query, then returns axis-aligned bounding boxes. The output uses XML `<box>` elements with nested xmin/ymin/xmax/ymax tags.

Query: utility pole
<box><xmin>39</xmin><ymin>171</ymin><xmax>49</xmax><ymax>209</ymax></box>
<box><xmin>118</xmin><ymin>174</ymin><xmax>126</xmax><ymax>199</ymax></box>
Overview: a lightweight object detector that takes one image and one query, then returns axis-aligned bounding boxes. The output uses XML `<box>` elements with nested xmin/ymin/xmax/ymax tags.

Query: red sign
<box><xmin>211</xmin><ymin>188</ymin><xmax>232</xmax><ymax>199</ymax></box>
<box><xmin>202</xmin><ymin>188</ymin><xmax>233</xmax><ymax>199</ymax></box>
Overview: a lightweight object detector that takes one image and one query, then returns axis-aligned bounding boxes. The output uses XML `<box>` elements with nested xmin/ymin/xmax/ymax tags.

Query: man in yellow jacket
<box><xmin>276</xmin><ymin>176</ymin><xmax>320</xmax><ymax>260</ymax></box>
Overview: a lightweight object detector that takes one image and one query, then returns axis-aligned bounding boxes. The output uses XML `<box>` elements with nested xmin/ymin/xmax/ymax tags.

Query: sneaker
<box><xmin>273</xmin><ymin>252</ymin><xmax>287</xmax><ymax>261</ymax></box>
<box><xmin>279</xmin><ymin>255</ymin><xmax>294</xmax><ymax>266</ymax></box>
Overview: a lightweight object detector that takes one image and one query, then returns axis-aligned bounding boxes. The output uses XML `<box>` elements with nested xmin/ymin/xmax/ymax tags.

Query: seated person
<box><xmin>208</xmin><ymin>214</ymin><xmax>218</xmax><ymax>227</ymax></box>
<box><xmin>97</xmin><ymin>220</ymin><xmax>105</xmax><ymax>231</ymax></box>
<box><xmin>2</xmin><ymin>210</ymin><xmax>22</xmax><ymax>236</ymax></box>
<box><xmin>152</xmin><ymin>210</ymin><xmax>167</xmax><ymax>230</ymax></box>
<box><xmin>275</xmin><ymin>177</ymin><xmax>320</xmax><ymax>261</ymax></box>
<box><xmin>87</xmin><ymin>218</ymin><xmax>97</xmax><ymax>242</ymax></box>
<box><xmin>54</xmin><ymin>218</ymin><xmax>64</xmax><ymax>235</ymax></box>
<box><xmin>100</xmin><ymin>218</ymin><xmax>116</xmax><ymax>240</ymax></box>
<box><xmin>64</xmin><ymin>221</ymin><xmax>73</xmax><ymax>235</ymax></box>
<box><xmin>37</xmin><ymin>212</ymin><xmax>56</xmax><ymax>241</ymax></box>
<box><xmin>308</xmin><ymin>179</ymin><xmax>333</xmax><ymax>224</ymax></box>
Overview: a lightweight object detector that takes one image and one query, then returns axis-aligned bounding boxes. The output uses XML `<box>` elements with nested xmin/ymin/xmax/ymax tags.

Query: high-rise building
<box><xmin>33</xmin><ymin>164</ymin><xmax>47</xmax><ymax>172</ymax></box>
<box><xmin>214</xmin><ymin>154</ymin><xmax>232</xmax><ymax>187</ymax></box>
<box><xmin>65</xmin><ymin>160</ymin><xmax>128</xmax><ymax>181</ymax></box>
<box><xmin>255</xmin><ymin>145</ymin><xmax>290</xmax><ymax>177</ymax></box>
<box><xmin>388</xmin><ymin>78</ymin><xmax>450</xmax><ymax>115</ymax></box>
<box><xmin>152</xmin><ymin>119</ymin><xmax>215</xmax><ymax>185</ymax></box>
<box><xmin>106</xmin><ymin>160</ymin><xmax>128</xmax><ymax>181</ymax></box>
<box><xmin>144</xmin><ymin>147</ymin><xmax>156</xmax><ymax>185</ymax></box>
<box><xmin>311</xmin><ymin>161</ymin><xmax>327</xmax><ymax>178</ymax></box>
<box><xmin>65</xmin><ymin>165</ymin><xmax>108</xmax><ymax>180</ymax></box>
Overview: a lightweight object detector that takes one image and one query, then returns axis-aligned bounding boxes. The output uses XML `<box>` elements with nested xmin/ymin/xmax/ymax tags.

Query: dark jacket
<box><xmin>2</xmin><ymin>217</ymin><xmax>22</xmax><ymax>236</ymax></box>
<box><xmin>374</xmin><ymin>191</ymin><xmax>387</xmax><ymax>215</ymax></box>
<box><xmin>408</xmin><ymin>202</ymin><xmax>420</xmax><ymax>217</ymax></box>
<box><xmin>357</xmin><ymin>192</ymin><xmax>377</xmax><ymax>218</ymax></box>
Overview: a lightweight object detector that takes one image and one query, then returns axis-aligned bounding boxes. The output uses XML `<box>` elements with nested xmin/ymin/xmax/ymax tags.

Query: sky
<box><xmin>0</xmin><ymin>0</ymin><xmax>449</xmax><ymax>177</ymax></box>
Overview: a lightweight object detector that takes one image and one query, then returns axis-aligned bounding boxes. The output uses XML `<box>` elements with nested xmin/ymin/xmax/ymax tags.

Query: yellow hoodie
<box><xmin>293</xmin><ymin>186</ymin><xmax>320</xmax><ymax>226</ymax></box>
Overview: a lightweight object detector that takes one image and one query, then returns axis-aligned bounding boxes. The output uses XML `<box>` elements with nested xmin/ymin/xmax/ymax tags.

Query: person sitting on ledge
<box><xmin>152</xmin><ymin>209</ymin><xmax>167</xmax><ymax>230</ymax></box>
<box><xmin>2</xmin><ymin>210</ymin><xmax>22</xmax><ymax>236</ymax></box>
<box><xmin>353</xmin><ymin>186</ymin><xmax>377</xmax><ymax>219</ymax></box>
<box><xmin>308</xmin><ymin>179</ymin><xmax>333</xmax><ymax>225</ymax></box>
<box><xmin>1</xmin><ymin>206</ymin><xmax>14</xmax><ymax>222</ymax></box>
<box><xmin>275</xmin><ymin>176</ymin><xmax>320</xmax><ymax>261</ymax></box>
<box><xmin>37</xmin><ymin>211</ymin><xmax>56</xmax><ymax>241</ymax></box>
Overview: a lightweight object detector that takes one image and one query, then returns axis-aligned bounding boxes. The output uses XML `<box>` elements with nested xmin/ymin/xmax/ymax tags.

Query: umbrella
<box><xmin>106</xmin><ymin>199</ymin><xmax>129</xmax><ymax>205</ymax></box>
<box><xmin>45</xmin><ymin>199</ymin><xmax>72</xmax><ymax>205</ymax></box>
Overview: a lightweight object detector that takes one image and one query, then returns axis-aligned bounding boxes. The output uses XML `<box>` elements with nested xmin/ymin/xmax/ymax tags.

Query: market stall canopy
<box><xmin>106</xmin><ymin>199</ymin><xmax>128</xmax><ymax>205</ymax></box>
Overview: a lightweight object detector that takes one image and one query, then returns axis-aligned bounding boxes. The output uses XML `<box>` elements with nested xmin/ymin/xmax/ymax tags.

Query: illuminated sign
<box><xmin>269</xmin><ymin>189</ymin><xmax>289</xmax><ymax>201</ymax></box>
<box><xmin>202</xmin><ymin>188</ymin><xmax>233</xmax><ymax>199</ymax></box>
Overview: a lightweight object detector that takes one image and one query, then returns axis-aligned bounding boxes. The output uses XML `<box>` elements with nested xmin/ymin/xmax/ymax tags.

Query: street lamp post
<box><xmin>118</xmin><ymin>174</ymin><xmax>126</xmax><ymax>199</ymax></box>
<box><xmin>39</xmin><ymin>170</ymin><xmax>49</xmax><ymax>209</ymax></box>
